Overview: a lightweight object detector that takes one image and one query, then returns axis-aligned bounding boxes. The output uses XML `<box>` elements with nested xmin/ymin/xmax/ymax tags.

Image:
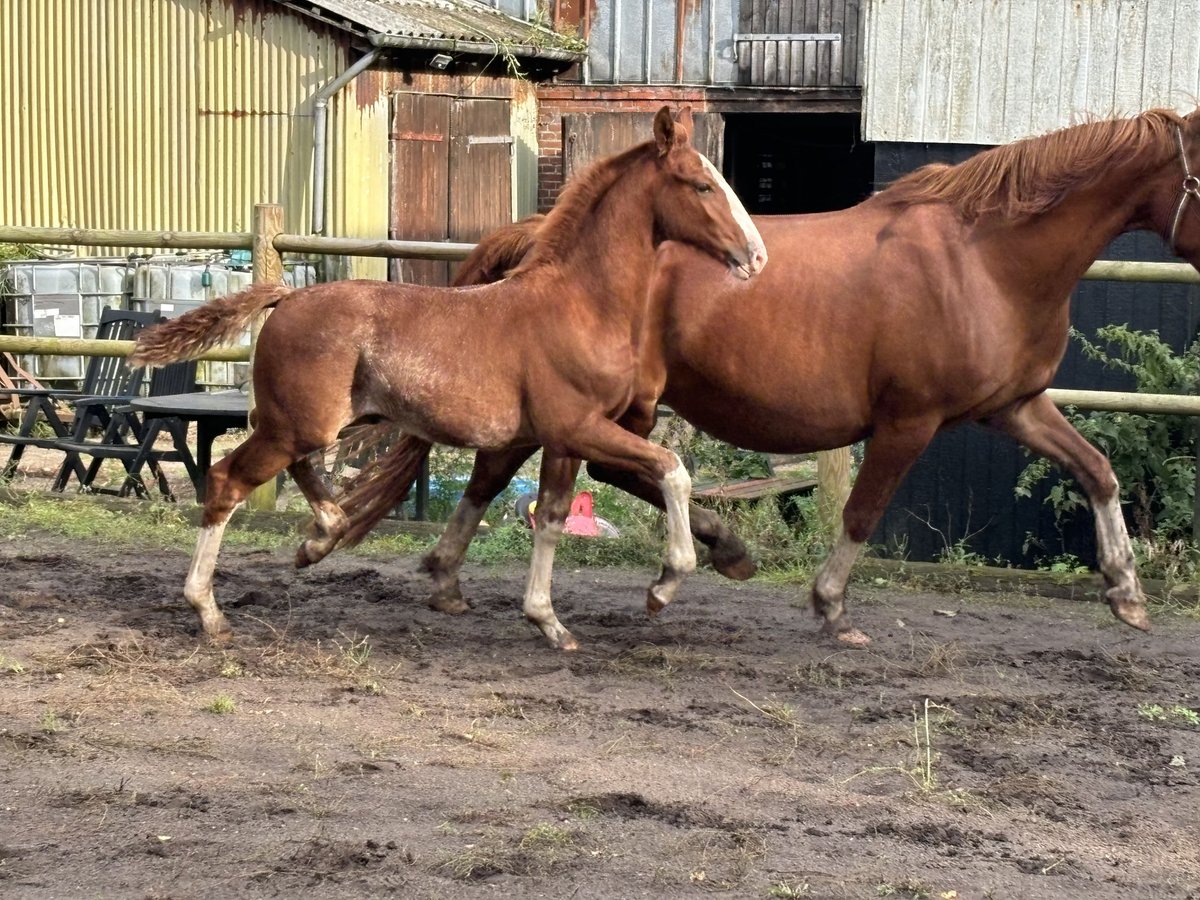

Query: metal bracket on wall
<box><xmin>732</xmin><ymin>33</ymin><xmax>842</xmax><ymax>62</ymax></box>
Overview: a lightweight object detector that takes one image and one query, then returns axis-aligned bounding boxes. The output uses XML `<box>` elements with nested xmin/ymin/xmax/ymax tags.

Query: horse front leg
<box><xmin>586</xmin><ymin>461</ymin><xmax>756</xmax><ymax>580</ymax></box>
<box><xmin>813</xmin><ymin>418</ymin><xmax>940</xmax><ymax>646</ymax></box>
<box><xmin>420</xmin><ymin>446</ymin><xmax>537</xmax><ymax>613</ymax></box>
<box><xmin>522</xmin><ymin>453</ymin><xmax>582</xmax><ymax>649</ymax></box>
<box><xmin>185</xmin><ymin>432</ymin><xmax>297</xmax><ymax>640</ymax></box>
<box><xmin>567</xmin><ymin>417</ymin><xmax>696</xmax><ymax>615</ymax></box>
<box><xmin>586</xmin><ymin>400</ymin><xmax>755</xmax><ymax>580</ymax></box>
<box><xmin>985</xmin><ymin>392</ymin><xmax>1150</xmax><ymax>631</ymax></box>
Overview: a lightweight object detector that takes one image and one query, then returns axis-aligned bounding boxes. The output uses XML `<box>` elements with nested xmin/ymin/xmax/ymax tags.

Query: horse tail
<box><xmin>334</xmin><ymin>434</ymin><xmax>435</xmax><ymax>549</ymax></box>
<box><xmin>450</xmin><ymin>214</ymin><xmax>544</xmax><ymax>286</ymax></box>
<box><xmin>129</xmin><ymin>283</ymin><xmax>292</xmax><ymax>366</ymax></box>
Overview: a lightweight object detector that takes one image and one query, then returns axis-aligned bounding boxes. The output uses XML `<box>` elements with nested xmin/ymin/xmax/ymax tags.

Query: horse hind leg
<box><xmin>986</xmin><ymin>394</ymin><xmax>1149</xmax><ymax>631</ymax></box>
<box><xmin>186</xmin><ymin>432</ymin><xmax>298</xmax><ymax>640</ymax></box>
<box><xmin>420</xmin><ymin>446</ymin><xmax>536</xmax><ymax>614</ymax></box>
<box><xmin>814</xmin><ymin>418</ymin><xmax>940</xmax><ymax>647</ymax></box>
<box><xmin>291</xmin><ymin>454</ymin><xmax>349</xmax><ymax>568</ymax></box>
<box><xmin>521</xmin><ymin>453</ymin><xmax>582</xmax><ymax>650</ymax></box>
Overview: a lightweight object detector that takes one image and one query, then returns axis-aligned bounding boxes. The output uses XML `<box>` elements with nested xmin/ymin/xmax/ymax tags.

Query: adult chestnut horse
<box><xmin>129</xmin><ymin>107</ymin><xmax>767</xmax><ymax>642</ymax></box>
<box><xmin>327</xmin><ymin>106</ymin><xmax>1200</xmax><ymax>648</ymax></box>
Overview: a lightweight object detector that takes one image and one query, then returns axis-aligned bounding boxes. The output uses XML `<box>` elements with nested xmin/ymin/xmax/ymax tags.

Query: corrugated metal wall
<box><xmin>863</xmin><ymin>0</ymin><xmax>1200</xmax><ymax>144</ymax></box>
<box><xmin>0</xmin><ymin>0</ymin><xmax>350</xmax><ymax>250</ymax></box>
<box><xmin>0</xmin><ymin>0</ymin><xmax>537</xmax><ymax>281</ymax></box>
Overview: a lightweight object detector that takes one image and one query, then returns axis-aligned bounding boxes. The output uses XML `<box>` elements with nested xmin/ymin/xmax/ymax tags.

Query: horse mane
<box><xmin>451</xmin><ymin>215</ymin><xmax>544</xmax><ymax>286</ymax></box>
<box><xmin>875</xmin><ymin>108</ymin><xmax>1184</xmax><ymax>221</ymax></box>
<box><xmin>511</xmin><ymin>141</ymin><xmax>659</xmax><ymax>274</ymax></box>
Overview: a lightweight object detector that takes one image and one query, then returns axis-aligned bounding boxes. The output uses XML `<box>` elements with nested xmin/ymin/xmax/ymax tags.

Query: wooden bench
<box><xmin>693</xmin><ymin>474</ymin><xmax>817</xmax><ymax>522</ymax></box>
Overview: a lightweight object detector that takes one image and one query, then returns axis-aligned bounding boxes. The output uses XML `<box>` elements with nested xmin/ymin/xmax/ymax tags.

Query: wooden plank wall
<box><xmin>736</xmin><ymin>0</ymin><xmax>862</xmax><ymax>88</ymax></box>
<box><xmin>863</xmin><ymin>0</ymin><xmax>1200</xmax><ymax>145</ymax></box>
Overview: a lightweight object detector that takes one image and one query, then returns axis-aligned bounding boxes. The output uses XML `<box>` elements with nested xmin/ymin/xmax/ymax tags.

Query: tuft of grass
<box><xmin>38</xmin><ymin>709</ymin><xmax>66</xmax><ymax>733</ymax></box>
<box><xmin>1138</xmin><ymin>702</ymin><xmax>1200</xmax><ymax>727</ymax></box>
<box><xmin>202</xmin><ymin>694</ymin><xmax>236</xmax><ymax>714</ymax></box>
<box><xmin>768</xmin><ymin>880</ymin><xmax>812</xmax><ymax>898</ymax></box>
<box><xmin>218</xmin><ymin>658</ymin><xmax>244</xmax><ymax>679</ymax></box>
<box><xmin>1</xmin><ymin>654</ymin><xmax>27</xmax><ymax>675</ymax></box>
<box><xmin>519</xmin><ymin>823</ymin><xmax>574</xmax><ymax>850</ymax></box>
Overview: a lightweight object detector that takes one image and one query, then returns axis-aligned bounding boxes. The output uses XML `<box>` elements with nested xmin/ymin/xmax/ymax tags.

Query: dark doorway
<box><xmin>723</xmin><ymin>112</ymin><xmax>874</xmax><ymax>214</ymax></box>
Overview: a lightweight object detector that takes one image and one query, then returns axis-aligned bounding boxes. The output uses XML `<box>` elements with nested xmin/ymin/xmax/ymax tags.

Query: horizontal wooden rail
<box><xmin>0</xmin><ymin>225</ymin><xmax>253</xmax><ymax>251</ymax></box>
<box><xmin>272</xmin><ymin>234</ymin><xmax>475</xmax><ymax>260</ymax></box>
<box><xmin>1047</xmin><ymin>388</ymin><xmax>1200</xmax><ymax>416</ymax></box>
<box><xmin>0</xmin><ymin>335</ymin><xmax>249</xmax><ymax>362</ymax></box>
<box><xmin>1081</xmin><ymin>260</ymin><xmax>1200</xmax><ymax>284</ymax></box>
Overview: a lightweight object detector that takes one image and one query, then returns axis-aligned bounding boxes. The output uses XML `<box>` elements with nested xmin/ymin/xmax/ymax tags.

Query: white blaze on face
<box><xmin>700</xmin><ymin>154</ymin><xmax>768</xmax><ymax>276</ymax></box>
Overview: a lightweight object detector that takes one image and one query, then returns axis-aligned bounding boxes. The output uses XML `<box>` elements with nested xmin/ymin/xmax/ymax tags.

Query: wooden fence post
<box><xmin>246</xmin><ymin>203</ymin><xmax>285</xmax><ymax>511</ymax></box>
<box><xmin>816</xmin><ymin>447</ymin><xmax>852</xmax><ymax>538</ymax></box>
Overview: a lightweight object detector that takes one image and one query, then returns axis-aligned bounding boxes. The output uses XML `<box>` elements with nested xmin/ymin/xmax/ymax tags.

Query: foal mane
<box><xmin>510</xmin><ymin>141</ymin><xmax>659</xmax><ymax>274</ymax></box>
<box><xmin>876</xmin><ymin>108</ymin><xmax>1184</xmax><ymax>222</ymax></box>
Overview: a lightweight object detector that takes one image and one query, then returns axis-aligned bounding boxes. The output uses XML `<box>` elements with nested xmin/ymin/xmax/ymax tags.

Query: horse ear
<box><xmin>675</xmin><ymin>107</ymin><xmax>695</xmax><ymax>144</ymax></box>
<box><xmin>653</xmin><ymin>106</ymin><xmax>675</xmax><ymax>156</ymax></box>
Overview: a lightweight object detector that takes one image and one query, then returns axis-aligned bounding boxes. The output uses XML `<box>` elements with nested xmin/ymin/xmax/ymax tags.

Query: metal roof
<box><xmin>275</xmin><ymin>0</ymin><xmax>586</xmax><ymax>60</ymax></box>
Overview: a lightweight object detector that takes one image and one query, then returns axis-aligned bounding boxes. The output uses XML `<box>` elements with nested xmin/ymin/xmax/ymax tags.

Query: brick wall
<box><xmin>535</xmin><ymin>86</ymin><xmax>711</xmax><ymax>211</ymax></box>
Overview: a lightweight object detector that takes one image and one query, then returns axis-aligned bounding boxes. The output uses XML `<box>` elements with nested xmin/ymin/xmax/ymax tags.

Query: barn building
<box><xmin>0</xmin><ymin>0</ymin><xmax>585</xmax><ymax>280</ymax></box>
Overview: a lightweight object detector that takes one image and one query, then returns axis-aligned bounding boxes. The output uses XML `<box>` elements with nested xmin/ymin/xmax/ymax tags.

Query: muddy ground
<box><xmin>1</xmin><ymin>526</ymin><xmax>1199</xmax><ymax>899</ymax></box>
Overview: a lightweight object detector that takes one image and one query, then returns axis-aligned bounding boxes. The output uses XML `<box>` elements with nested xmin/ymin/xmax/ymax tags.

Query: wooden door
<box><xmin>562</xmin><ymin>112</ymin><xmax>725</xmax><ymax>184</ymax></box>
<box><xmin>390</xmin><ymin>94</ymin><xmax>513</xmax><ymax>286</ymax></box>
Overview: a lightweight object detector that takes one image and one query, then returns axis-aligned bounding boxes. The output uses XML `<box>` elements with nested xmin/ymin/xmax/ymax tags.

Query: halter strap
<box><xmin>1167</xmin><ymin>124</ymin><xmax>1200</xmax><ymax>255</ymax></box>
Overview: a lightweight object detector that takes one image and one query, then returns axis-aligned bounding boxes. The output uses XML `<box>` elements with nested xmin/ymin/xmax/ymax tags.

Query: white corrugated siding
<box><xmin>0</xmin><ymin>0</ymin><xmax>392</xmax><ymax>271</ymax></box>
<box><xmin>863</xmin><ymin>0</ymin><xmax>1200</xmax><ymax>144</ymax></box>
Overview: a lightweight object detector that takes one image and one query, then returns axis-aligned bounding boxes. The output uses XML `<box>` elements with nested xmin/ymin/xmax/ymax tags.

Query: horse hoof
<box><xmin>551</xmin><ymin>631</ymin><xmax>580</xmax><ymax>651</ymax></box>
<box><xmin>295</xmin><ymin>540</ymin><xmax>331</xmax><ymax>569</ymax></box>
<box><xmin>711</xmin><ymin>550</ymin><xmax>757</xmax><ymax>581</ymax></box>
<box><xmin>820</xmin><ymin>617</ymin><xmax>870</xmax><ymax>647</ymax></box>
<box><xmin>646</xmin><ymin>589</ymin><xmax>666</xmax><ymax>617</ymax></box>
<box><xmin>1110</xmin><ymin>596</ymin><xmax>1151</xmax><ymax>632</ymax></box>
<box><xmin>202</xmin><ymin>621</ymin><xmax>233</xmax><ymax>644</ymax></box>
<box><xmin>835</xmin><ymin>628</ymin><xmax>872</xmax><ymax>647</ymax></box>
<box><xmin>429</xmin><ymin>593</ymin><xmax>470</xmax><ymax>615</ymax></box>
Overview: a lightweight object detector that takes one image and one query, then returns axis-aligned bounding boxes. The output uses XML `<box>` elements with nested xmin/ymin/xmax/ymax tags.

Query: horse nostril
<box><xmin>749</xmin><ymin>244</ymin><xmax>768</xmax><ymax>273</ymax></box>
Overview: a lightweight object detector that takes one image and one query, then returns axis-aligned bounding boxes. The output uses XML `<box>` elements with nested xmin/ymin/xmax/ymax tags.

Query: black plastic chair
<box><xmin>51</xmin><ymin>359</ymin><xmax>201</xmax><ymax>501</ymax></box>
<box><xmin>0</xmin><ymin>308</ymin><xmax>160</xmax><ymax>482</ymax></box>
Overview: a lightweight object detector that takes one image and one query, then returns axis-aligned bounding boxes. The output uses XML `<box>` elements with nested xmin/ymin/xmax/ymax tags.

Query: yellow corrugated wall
<box><xmin>0</xmin><ymin>0</ymin><xmax>392</xmax><ymax>276</ymax></box>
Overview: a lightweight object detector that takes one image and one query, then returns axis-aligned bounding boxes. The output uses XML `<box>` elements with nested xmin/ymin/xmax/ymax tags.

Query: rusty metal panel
<box><xmin>390</xmin><ymin>93</ymin><xmax>452</xmax><ymax>286</ymax></box>
<box><xmin>563</xmin><ymin>112</ymin><xmax>725</xmax><ymax>183</ymax></box>
<box><xmin>449</xmin><ymin>99</ymin><xmax>514</xmax><ymax>245</ymax></box>
<box><xmin>863</xmin><ymin>0</ymin><xmax>1200</xmax><ymax>145</ymax></box>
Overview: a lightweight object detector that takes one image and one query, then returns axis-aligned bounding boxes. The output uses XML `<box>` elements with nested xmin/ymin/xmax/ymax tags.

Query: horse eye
<box><xmin>694</xmin><ymin>182</ymin><xmax>714</xmax><ymax>194</ymax></box>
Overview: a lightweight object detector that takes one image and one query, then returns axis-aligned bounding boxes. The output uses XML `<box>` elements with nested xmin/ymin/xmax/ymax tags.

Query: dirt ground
<box><xmin>1</xmin><ymin>535</ymin><xmax>1198</xmax><ymax>898</ymax></box>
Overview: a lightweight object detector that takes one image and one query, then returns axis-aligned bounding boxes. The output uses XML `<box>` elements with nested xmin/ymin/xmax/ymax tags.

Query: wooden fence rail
<box><xmin>4</xmin><ymin>212</ymin><xmax>1200</xmax><ymax>526</ymax></box>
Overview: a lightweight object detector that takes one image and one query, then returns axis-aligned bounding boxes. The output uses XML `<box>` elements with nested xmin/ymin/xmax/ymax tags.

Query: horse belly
<box><xmin>359</xmin><ymin>359</ymin><xmax>524</xmax><ymax>449</ymax></box>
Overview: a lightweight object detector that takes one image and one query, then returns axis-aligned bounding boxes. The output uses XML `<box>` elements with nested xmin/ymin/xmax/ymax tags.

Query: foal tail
<box><xmin>334</xmin><ymin>434</ymin><xmax>435</xmax><ymax>549</ymax></box>
<box><xmin>129</xmin><ymin>284</ymin><xmax>292</xmax><ymax>366</ymax></box>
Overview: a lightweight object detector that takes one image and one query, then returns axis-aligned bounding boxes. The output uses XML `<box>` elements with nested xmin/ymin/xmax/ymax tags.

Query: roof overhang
<box><xmin>274</xmin><ymin>0</ymin><xmax>587</xmax><ymax>66</ymax></box>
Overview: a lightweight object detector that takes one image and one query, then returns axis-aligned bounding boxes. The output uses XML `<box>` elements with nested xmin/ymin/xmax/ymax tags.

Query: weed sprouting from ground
<box><xmin>1137</xmin><ymin>702</ymin><xmax>1200</xmax><ymax>727</ymax></box>
<box><xmin>202</xmin><ymin>695</ymin><xmax>236</xmax><ymax>714</ymax></box>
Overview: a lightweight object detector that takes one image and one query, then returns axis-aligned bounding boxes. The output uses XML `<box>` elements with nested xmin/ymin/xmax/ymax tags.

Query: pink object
<box><xmin>529</xmin><ymin>491</ymin><xmax>601</xmax><ymax>536</ymax></box>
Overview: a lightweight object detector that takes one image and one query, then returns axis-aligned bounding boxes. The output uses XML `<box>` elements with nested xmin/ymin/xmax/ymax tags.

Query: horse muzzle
<box><xmin>729</xmin><ymin>242</ymin><xmax>769</xmax><ymax>280</ymax></box>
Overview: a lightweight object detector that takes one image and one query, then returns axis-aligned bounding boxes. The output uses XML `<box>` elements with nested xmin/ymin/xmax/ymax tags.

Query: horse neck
<box><xmin>533</xmin><ymin>162</ymin><xmax>660</xmax><ymax>318</ymax></box>
<box><xmin>985</xmin><ymin>157</ymin><xmax>1163</xmax><ymax>302</ymax></box>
